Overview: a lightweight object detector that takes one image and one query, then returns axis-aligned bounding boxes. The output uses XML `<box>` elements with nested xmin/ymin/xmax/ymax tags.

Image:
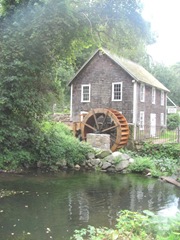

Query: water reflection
<box><xmin>0</xmin><ymin>171</ymin><xmax>179</xmax><ymax>240</ymax></box>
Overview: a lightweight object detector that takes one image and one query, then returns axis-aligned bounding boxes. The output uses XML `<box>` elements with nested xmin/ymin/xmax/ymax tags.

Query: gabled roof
<box><xmin>68</xmin><ymin>48</ymin><xmax>170</xmax><ymax>92</ymax></box>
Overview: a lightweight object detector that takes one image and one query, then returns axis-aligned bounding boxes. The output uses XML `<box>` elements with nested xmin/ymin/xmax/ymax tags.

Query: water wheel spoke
<box><xmin>92</xmin><ymin>110</ymin><xmax>99</xmax><ymax>131</ymax></box>
<box><xmin>110</xmin><ymin>131</ymin><xmax>117</xmax><ymax>141</ymax></box>
<box><xmin>83</xmin><ymin>123</ymin><xmax>97</xmax><ymax>131</ymax></box>
<box><xmin>99</xmin><ymin>113</ymin><xmax>108</xmax><ymax>132</ymax></box>
<box><xmin>110</xmin><ymin>137</ymin><xmax>116</xmax><ymax>145</ymax></box>
<box><xmin>101</xmin><ymin>125</ymin><xmax>118</xmax><ymax>133</ymax></box>
<box><xmin>110</xmin><ymin>133</ymin><xmax>116</xmax><ymax>139</ymax></box>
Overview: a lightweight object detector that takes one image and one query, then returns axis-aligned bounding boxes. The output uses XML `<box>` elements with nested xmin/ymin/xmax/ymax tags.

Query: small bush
<box><xmin>128</xmin><ymin>157</ymin><xmax>154</xmax><ymax>173</ymax></box>
<box><xmin>167</xmin><ymin>113</ymin><xmax>180</xmax><ymax>130</ymax></box>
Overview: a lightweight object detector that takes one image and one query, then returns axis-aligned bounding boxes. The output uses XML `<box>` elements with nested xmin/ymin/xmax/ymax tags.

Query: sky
<box><xmin>142</xmin><ymin>0</ymin><xmax>180</xmax><ymax>65</ymax></box>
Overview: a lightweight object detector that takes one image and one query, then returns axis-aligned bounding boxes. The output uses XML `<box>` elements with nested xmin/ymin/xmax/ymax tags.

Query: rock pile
<box><xmin>37</xmin><ymin>149</ymin><xmax>134</xmax><ymax>172</ymax></box>
<box><xmin>77</xmin><ymin>149</ymin><xmax>134</xmax><ymax>173</ymax></box>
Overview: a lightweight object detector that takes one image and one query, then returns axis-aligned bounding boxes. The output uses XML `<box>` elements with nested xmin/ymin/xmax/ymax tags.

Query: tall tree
<box><xmin>171</xmin><ymin>62</ymin><xmax>180</xmax><ymax>77</ymax></box>
<box><xmin>150</xmin><ymin>63</ymin><xmax>180</xmax><ymax>106</ymax></box>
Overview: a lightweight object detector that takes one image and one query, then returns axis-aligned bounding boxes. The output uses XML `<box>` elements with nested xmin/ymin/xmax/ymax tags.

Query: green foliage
<box><xmin>137</xmin><ymin>143</ymin><xmax>180</xmax><ymax>160</ymax></box>
<box><xmin>71</xmin><ymin>210</ymin><xmax>180</xmax><ymax>240</ymax></box>
<box><xmin>128</xmin><ymin>143</ymin><xmax>180</xmax><ymax>177</ymax></box>
<box><xmin>119</xmin><ymin>148</ymin><xmax>139</xmax><ymax>158</ymax></box>
<box><xmin>0</xmin><ymin>149</ymin><xmax>34</xmax><ymax>170</ymax></box>
<box><xmin>154</xmin><ymin>158</ymin><xmax>178</xmax><ymax>175</ymax></box>
<box><xmin>167</xmin><ymin>113</ymin><xmax>180</xmax><ymax>130</ymax></box>
<box><xmin>150</xmin><ymin>63</ymin><xmax>180</xmax><ymax>106</ymax></box>
<box><xmin>128</xmin><ymin>157</ymin><xmax>154</xmax><ymax>173</ymax></box>
<box><xmin>0</xmin><ymin>122</ymin><xmax>93</xmax><ymax>170</ymax></box>
<box><xmin>33</xmin><ymin>122</ymin><xmax>93</xmax><ymax>166</ymax></box>
<box><xmin>51</xmin><ymin>60</ymin><xmax>75</xmax><ymax>111</ymax></box>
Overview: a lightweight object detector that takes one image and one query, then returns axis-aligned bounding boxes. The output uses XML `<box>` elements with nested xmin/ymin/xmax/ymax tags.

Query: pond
<box><xmin>0</xmin><ymin>171</ymin><xmax>180</xmax><ymax>240</ymax></box>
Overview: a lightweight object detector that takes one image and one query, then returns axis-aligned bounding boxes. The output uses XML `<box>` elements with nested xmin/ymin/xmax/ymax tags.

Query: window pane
<box><xmin>161</xmin><ymin>113</ymin><xmax>164</xmax><ymax>126</ymax></box>
<box><xmin>82</xmin><ymin>85</ymin><xmax>90</xmax><ymax>102</ymax></box>
<box><xmin>161</xmin><ymin>91</ymin><xmax>164</xmax><ymax>105</ymax></box>
<box><xmin>113</xmin><ymin>83</ymin><xmax>122</xmax><ymax>100</ymax></box>
<box><xmin>140</xmin><ymin>111</ymin><xmax>144</xmax><ymax>130</ymax></box>
<box><xmin>152</xmin><ymin>87</ymin><xmax>156</xmax><ymax>104</ymax></box>
<box><xmin>83</xmin><ymin>87</ymin><xmax>89</xmax><ymax>100</ymax></box>
<box><xmin>140</xmin><ymin>84</ymin><xmax>145</xmax><ymax>102</ymax></box>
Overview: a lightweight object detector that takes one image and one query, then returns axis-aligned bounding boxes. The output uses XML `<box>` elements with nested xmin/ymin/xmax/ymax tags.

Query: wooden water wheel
<box><xmin>81</xmin><ymin>108</ymin><xmax>129</xmax><ymax>152</ymax></box>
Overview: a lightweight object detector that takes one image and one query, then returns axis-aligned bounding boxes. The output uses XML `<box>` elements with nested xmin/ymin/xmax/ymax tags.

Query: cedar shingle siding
<box><xmin>71</xmin><ymin>52</ymin><xmax>134</xmax><ymax>122</ymax></box>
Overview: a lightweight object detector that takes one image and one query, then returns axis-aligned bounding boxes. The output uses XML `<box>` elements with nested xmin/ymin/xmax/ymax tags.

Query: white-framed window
<box><xmin>152</xmin><ymin>87</ymin><xmax>156</xmax><ymax>104</ymax></box>
<box><xmin>161</xmin><ymin>90</ymin><xmax>164</xmax><ymax>106</ymax></box>
<box><xmin>139</xmin><ymin>111</ymin><xmax>145</xmax><ymax>130</ymax></box>
<box><xmin>81</xmin><ymin>84</ymin><xmax>91</xmax><ymax>102</ymax></box>
<box><xmin>140</xmin><ymin>83</ymin><xmax>145</xmax><ymax>102</ymax></box>
<box><xmin>161</xmin><ymin>113</ymin><xmax>164</xmax><ymax>126</ymax></box>
<box><xmin>112</xmin><ymin>82</ymin><xmax>122</xmax><ymax>101</ymax></box>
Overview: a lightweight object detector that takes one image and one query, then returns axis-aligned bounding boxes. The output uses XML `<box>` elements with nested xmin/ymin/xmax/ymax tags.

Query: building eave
<box><xmin>68</xmin><ymin>48</ymin><xmax>170</xmax><ymax>92</ymax></box>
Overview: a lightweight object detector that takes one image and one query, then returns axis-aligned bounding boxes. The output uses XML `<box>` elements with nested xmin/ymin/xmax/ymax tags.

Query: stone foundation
<box><xmin>86</xmin><ymin>133</ymin><xmax>110</xmax><ymax>150</ymax></box>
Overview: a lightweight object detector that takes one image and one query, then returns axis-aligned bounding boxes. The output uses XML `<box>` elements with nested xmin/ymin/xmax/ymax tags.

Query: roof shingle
<box><xmin>69</xmin><ymin>48</ymin><xmax>170</xmax><ymax>92</ymax></box>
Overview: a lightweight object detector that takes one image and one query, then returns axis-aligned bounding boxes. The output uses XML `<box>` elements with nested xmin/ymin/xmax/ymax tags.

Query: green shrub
<box><xmin>154</xmin><ymin>158</ymin><xmax>178</xmax><ymax>174</ymax></box>
<box><xmin>0</xmin><ymin>121</ymin><xmax>93</xmax><ymax>170</ymax></box>
<box><xmin>167</xmin><ymin>113</ymin><xmax>180</xmax><ymax>130</ymax></box>
<box><xmin>33</xmin><ymin>122</ymin><xmax>93</xmax><ymax>167</ymax></box>
<box><xmin>137</xmin><ymin>143</ymin><xmax>180</xmax><ymax>159</ymax></box>
<box><xmin>0</xmin><ymin>149</ymin><xmax>35</xmax><ymax>170</ymax></box>
<box><xmin>128</xmin><ymin>157</ymin><xmax>154</xmax><ymax>173</ymax></box>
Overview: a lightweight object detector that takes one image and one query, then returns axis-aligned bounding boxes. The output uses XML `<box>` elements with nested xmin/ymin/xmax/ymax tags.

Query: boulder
<box><xmin>107</xmin><ymin>166</ymin><xmax>116</xmax><ymax>173</ymax></box>
<box><xmin>56</xmin><ymin>160</ymin><xmax>67</xmax><ymax>167</ymax></box>
<box><xmin>74</xmin><ymin>164</ymin><xmax>81</xmax><ymax>170</ymax></box>
<box><xmin>37</xmin><ymin>161</ymin><xmax>44</xmax><ymax>168</ymax></box>
<box><xmin>95</xmin><ymin>149</ymin><xmax>112</xmax><ymax>158</ymax></box>
<box><xmin>87</xmin><ymin>152</ymin><xmax>95</xmax><ymax>159</ymax></box>
<box><xmin>85</xmin><ymin>160</ymin><xmax>93</xmax><ymax>168</ymax></box>
<box><xmin>90</xmin><ymin>158</ymin><xmax>101</xmax><ymax>166</ymax></box>
<box><xmin>112</xmin><ymin>151</ymin><xmax>123</xmax><ymax>158</ymax></box>
<box><xmin>103</xmin><ymin>154</ymin><xmax>114</xmax><ymax>164</ymax></box>
<box><xmin>115</xmin><ymin>160</ymin><xmax>129</xmax><ymax>172</ymax></box>
<box><xmin>101</xmin><ymin>162</ymin><xmax>112</xmax><ymax>170</ymax></box>
<box><xmin>121</xmin><ymin>153</ymin><xmax>130</xmax><ymax>161</ymax></box>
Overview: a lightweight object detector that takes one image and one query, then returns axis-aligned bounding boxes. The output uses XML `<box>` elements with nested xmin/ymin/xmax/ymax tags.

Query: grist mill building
<box><xmin>68</xmin><ymin>48</ymin><xmax>169</xmax><ymax>140</ymax></box>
